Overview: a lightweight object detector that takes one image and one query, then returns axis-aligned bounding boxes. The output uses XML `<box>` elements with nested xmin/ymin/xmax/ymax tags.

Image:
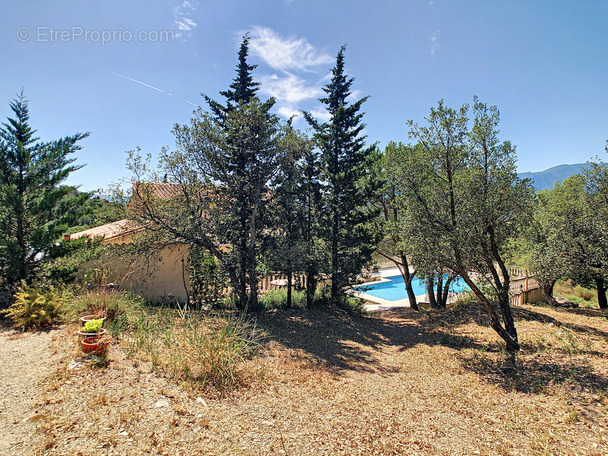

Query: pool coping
<box><xmin>351</xmin><ymin>268</ymin><xmax>460</xmax><ymax>312</ymax></box>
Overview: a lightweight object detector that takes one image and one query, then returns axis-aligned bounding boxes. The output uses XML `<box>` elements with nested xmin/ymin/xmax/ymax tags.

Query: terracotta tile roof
<box><xmin>65</xmin><ymin>219</ymin><xmax>141</xmax><ymax>242</ymax></box>
<box><xmin>130</xmin><ymin>182</ymin><xmax>184</xmax><ymax>206</ymax></box>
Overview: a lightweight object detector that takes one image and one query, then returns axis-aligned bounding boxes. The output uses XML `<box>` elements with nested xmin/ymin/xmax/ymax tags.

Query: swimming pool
<box><xmin>354</xmin><ymin>275</ymin><xmax>469</xmax><ymax>302</ymax></box>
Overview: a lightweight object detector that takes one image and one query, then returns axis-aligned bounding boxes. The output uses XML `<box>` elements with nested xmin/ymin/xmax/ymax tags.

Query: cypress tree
<box><xmin>0</xmin><ymin>91</ymin><xmax>89</xmax><ymax>286</ymax></box>
<box><xmin>204</xmin><ymin>34</ymin><xmax>273</xmax><ymax>124</ymax></box>
<box><xmin>303</xmin><ymin>47</ymin><xmax>380</xmax><ymax>302</ymax></box>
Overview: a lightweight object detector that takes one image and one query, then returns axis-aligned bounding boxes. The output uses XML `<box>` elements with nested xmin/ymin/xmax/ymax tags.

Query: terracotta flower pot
<box><xmin>80</xmin><ymin>314</ymin><xmax>106</xmax><ymax>327</ymax></box>
<box><xmin>81</xmin><ymin>336</ymin><xmax>109</xmax><ymax>355</ymax></box>
<box><xmin>77</xmin><ymin>328</ymin><xmax>107</xmax><ymax>338</ymax></box>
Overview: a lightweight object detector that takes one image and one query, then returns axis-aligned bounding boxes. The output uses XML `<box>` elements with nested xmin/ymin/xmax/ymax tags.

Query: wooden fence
<box><xmin>509</xmin><ymin>274</ymin><xmax>542</xmax><ymax>306</ymax></box>
<box><xmin>258</xmin><ymin>273</ymin><xmax>307</xmax><ymax>294</ymax></box>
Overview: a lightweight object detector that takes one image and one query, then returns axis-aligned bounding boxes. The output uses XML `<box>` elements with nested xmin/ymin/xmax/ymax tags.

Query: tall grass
<box><xmin>125</xmin><ymin>310</ymin><xmax>264</xmax><ymax>392</ymax></box>
<box><xmin>261</xmin><ymin>289</ymin><xmax>308</xmax><ymax>310</ymax></box>
<box><xmin>554</xmin><ymin>279</ymin><xmax>599</xmax><ymax>308</ymax></box>
<box><xmin>68</xmin><ymin>289</ymin><xmax>145</xmax><ymax>336</ymax></box>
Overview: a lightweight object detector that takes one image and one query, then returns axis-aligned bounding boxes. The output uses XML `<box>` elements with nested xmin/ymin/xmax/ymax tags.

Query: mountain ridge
<box><xmin>517</xmin><ymin>163</ymin><xmax>589</xmax><ymax>191</ymax></box>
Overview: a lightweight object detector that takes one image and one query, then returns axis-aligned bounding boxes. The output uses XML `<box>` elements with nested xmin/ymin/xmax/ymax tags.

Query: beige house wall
<box><xmin>81</xmin><ymin>242</ymin><xmax>191</xmax><ymax>303</ymax></box>
<box><xmin>119</xmin><ymin>243</ymin><xmax>191</xmax><ymax>302</ymax></box>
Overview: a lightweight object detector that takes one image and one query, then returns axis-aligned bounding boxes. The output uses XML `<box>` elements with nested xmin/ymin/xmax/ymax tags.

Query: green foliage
<box><xmin>528</xmin><ymin>165</ymin><xmax>608</xmax><ymax>308</ymax></box>
<box><xmin>1</xmin><ymin>282</ymin><xmax>70</xmax><ymax>329</ymax></box>
<box><xmin>42</xmin><ymin>237</ymin><xmax>108</xmax><ymax>285</ymax></box>
<box><xmin>264</xmin><ymin>126</ymin><xmax>318</xmax><ymax>308</ymax></box>
<box><xmin>189</xmin><ymin>247</ymin><xmax>227</xmax><ymax>310</ymax></box>
<box><xmin>82</xmin><ymin>318</ymin><xmax>104</xmax><ymax>333</ymax></box>
<box><xmin>65</xmin><ymin>192</ymin><xmax>128</xmax><ymax>232</ymax></box>
<box><xmin>261</xmin><ymin>289</ymin><xmax>307</xmax><ymax>310</ymax></box>
<box><xmin>303</xmin><ymin>46</ymin><xmax>381</xmax><ymax>301</ymax></box>
<box><xmin>385</xmin><ymin>97</ymin><xmax>535</xmax><ymax>351</ymax></box>
<box><xmin>553</xmin><ymin>280</ymin><xmax>599</xmax><ymax>309</ymax></box>
<box><xmin>0</xmin><ymin>91</ymin><xmax>90</xmax><ymax>286</ymax></box>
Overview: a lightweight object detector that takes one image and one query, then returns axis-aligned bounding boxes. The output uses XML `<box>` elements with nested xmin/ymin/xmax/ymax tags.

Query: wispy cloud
<box><xmin>259</xmin><ymin>73</ymin><xmax>323</xmax><ymax>105</ymax></box>
<box><xmin>309</xmin><ymin>107</ymin><xmax>331</xmax><ymax>122</ymax></box>
<box><xmin>245</xmin><ymin>26</ymin><xmax>333</xmax><ymax>121</ymax></box>
<box><xmin>249</xmin><ymin>26</ymin><xmax>332</xmax><ymax>72</ymax></box>
<box><xmin>430</xmin><ymin>30</ymin><xmax>440</xmax><ymax>56</ymax></box>
<box><xmin>258</xmin><ymin>72</ymin><xmax>324</xmax><ymax>120</ymax></box>
<box><xmin>173</xmin><ymin>0</ymin><xmax>198</xmax><ymax>40</ymax></box>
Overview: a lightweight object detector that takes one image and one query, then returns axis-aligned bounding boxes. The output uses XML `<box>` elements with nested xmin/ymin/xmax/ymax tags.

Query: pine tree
<box><xmin>303</xmin><ymin>47</ymin><xmax>381</xmax><ymax>301</ymax></box>
<box><xmin>132</xmin><ymin>37</ymin><xmax>284</xmax><ymax>312</ymax></box>
<box><xmin>204</xmin><ymin>34</ymin><xmax>273</xmax><ymax>124</ymax></box>
<box><xmin>0</xmin><ymin>91</ymin><xmax>89</xmax><ymax>286</ymax></box>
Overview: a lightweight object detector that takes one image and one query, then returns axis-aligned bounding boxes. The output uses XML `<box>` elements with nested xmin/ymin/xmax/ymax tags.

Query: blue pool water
<box><xmin>354</xmin><ymin>275</ymin><xmax>469</xmax><ymax>302</ymax></box>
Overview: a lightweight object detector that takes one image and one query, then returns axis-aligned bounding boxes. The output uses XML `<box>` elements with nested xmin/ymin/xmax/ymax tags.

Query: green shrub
<box><xmin>261</xmin><ymin>289</ymin><xmax>307</xmax><ymax>310</ymax></box>
<box><xmin>1</xmin><ymin>283</ymin><xmax>70</xmax><ymax>329</ymax></box>
<box><xmin>574</xmin><ymin>285</ymin><xmax>593</xmax><ymax>301</ymax></box>
<box><xmin>82</xmin><ymin>318</ymin><xmax>104</xmax><ymax>333</ymax></box>
<box><xmin>338</xmin><ymin>295</ymin><xmax>366</xmax><ymax>314</ymax></box>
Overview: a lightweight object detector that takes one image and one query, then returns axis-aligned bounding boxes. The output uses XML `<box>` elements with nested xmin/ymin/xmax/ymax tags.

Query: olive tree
<box><xmin>387</xmin><ymin>98</ymin><xmax>534</xmax><ymax>352</ymax></box>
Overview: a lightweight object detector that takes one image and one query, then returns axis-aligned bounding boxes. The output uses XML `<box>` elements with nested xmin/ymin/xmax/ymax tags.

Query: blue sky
<box><xmin>1</xmin><ymin>0</ymin><xmax>606</xmax><ymax>192</ymax></box>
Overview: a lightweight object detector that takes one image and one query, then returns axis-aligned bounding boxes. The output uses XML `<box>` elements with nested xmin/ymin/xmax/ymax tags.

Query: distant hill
<box><xmin>518</xmin><ymin>163</ymin><xmax>589</xmax><ymax>191</ymax></box>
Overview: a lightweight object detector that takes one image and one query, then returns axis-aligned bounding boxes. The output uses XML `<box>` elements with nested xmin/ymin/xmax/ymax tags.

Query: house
<box><xmin>65</xmin><ymin>184</ymin><xmax>191</xmax><ymax>302</ymax></box>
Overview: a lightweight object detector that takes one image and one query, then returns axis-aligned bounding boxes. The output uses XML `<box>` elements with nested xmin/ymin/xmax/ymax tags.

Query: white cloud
<box><xmin>309</xmin><ymin>107</ymin><xmax>331</xmax><ymax>123</ymax></box>
<box><xmin>430</xmin><ymin>30</ymin><xmax>440</xmax><ymax>56</ymax></box>
<box><xmin>242</xmin><ymin>27</ymin><xmax>334</xmax><ymax>120</ymax></box>
<box><xmin>259</xmin><ymin>73</ymin><xmax>323</xmax><ymax>104</ymax></box>
<box><xmin>258</xmin><ymin>73</ymin><xmax>324</xmax><ymax>121</ymax></box>
<box><xmin>173</xmin><ymin>1</ymin><xmax>198</xmax><ymax>39</ymax></box>
<box><xmin>248</xmin><ymin>26</ymin><xmax>333</xmax><ymax>72</ymax></box>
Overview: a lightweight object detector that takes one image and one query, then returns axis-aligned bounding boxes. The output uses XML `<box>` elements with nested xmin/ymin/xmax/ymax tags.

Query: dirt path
<box><xmin>0</xmin><ymin>326</ymin><xmax>61</xmax><ymax>455</ymax></box>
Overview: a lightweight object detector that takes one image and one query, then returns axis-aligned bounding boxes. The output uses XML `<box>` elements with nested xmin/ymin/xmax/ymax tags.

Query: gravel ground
<box><xmin>0</xmin><ymin>326</ymin><xmax>62</xmax><ymax>455</ymax></box>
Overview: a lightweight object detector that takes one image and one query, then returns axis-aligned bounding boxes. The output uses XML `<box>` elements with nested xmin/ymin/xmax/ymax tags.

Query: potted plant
<box><xmin>77</xmin><ymin>318</ymin><xmax>107</xmax><ymax>338</ymax></box>
<box><xmin>81</xmin><ymin>334</ymin><xmax>111</xmax><ymax>355</ymax></box>
<box><xmin>80</xmin><ymin>311</ymin><xmax>106</xmax><ymax>327</ymax></box>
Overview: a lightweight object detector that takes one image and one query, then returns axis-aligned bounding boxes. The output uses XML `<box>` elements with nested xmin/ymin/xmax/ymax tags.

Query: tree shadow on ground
<box><xmin>514</xmin><ymin>306</ymin><xmax>608</xmax><ymax>341</ymax></box>
<box><xmin>256</xmin><ymin>303</ymin><xmax>608</xmax><ymax>400</ymax></box>
<box><xmin>457</xmin><ymin>306</ymin><xmax>608</xmax><ymax>397</ymax></box>
<box><xmin>458</xmin><ymin>349</ymin><xmax>608</xmax><ymax>399</ymax></box>
<box><xmin>256</xmin><ymin>305</ymin><xmax>489</xmax><ymax>375</ymax></box>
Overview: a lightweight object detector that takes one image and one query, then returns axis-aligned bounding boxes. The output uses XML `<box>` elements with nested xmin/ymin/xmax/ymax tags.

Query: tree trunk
<box><xmin>486</xmin><ymin>231</ymin><xmax>519</xmax><ymax>352</ymax></box>
<box><xmin>331</xmin><ymin>212</ymin><xmax>339</xmax><ymax>302</ymax></box>
<box><xmin>247</xmin><ymin>262</ymin><xmax>259</xmax><ymax>312</ymax></box>
<box><xmin>404</xmin><ymin>279</ymin><xmax>418</xmax><ymax>311</ymax></box>
<box><xmin>445</xmin><ymin>276</ymin><xmax>455</xmax><ymax>307</ymax></box>
<box><xmin>400</xmin><ymin>254</ymin><xmax>418</xmax><ymax>311</ymax></box>
<box><xmin>306</xmin><ymin>268</ymin><xmax>317</xmax><ymax>307</ymax></box>
<box><xmin>427</xmin><ymin>276</ymin><xmax>439</xmax><ymax>308</ymax></box>
<box><xmin>435</xmin><ymin>275</ymin><xmax>444</xmax><ymax>308</ymax></box>
<box><xmin>540</xmin><ymin>279</ymin><xmax>559</xmax><ymax>307</ymax></box>
<box><xmin>459</xmin><ymin>269</ymin><xmax>520</xmax><ymax>352</ymax></box>
<box><xmin>438</xmin><ymin>275</ymin><xmax>454</xmax><ymax>308</ymax></box>
<box><xmin>286</xmin><ymin>268</ymin><xmax>293</xmax><ymax>309</ymax></box>
<box><xmin>596</xmin><ymin>276</ymin><xmax>608</xmax><ymax>310</ymax></box>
